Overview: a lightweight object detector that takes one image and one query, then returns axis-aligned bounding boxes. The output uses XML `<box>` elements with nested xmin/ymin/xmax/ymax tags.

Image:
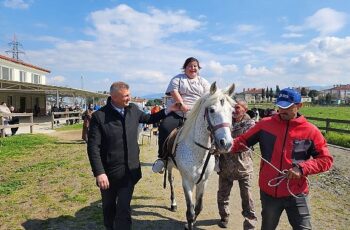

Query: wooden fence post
<box><xmin>30</xmin><ymin>113</ymin><xmax>33</xmax><ymax>134</ymax></box>
<box><xmin>325</xmin><ymin>119</ymin><xmax>330</xmax><ymax>133</ymax></box>
<box><xmin>51</xmin><ymin>112</ymin><xmax>54</xmax><ymax>129</ymax></box>
<box><xmin>0</xmin><ymin>115</ymin><xmax>4</xmax><ymax>138</ymax></box>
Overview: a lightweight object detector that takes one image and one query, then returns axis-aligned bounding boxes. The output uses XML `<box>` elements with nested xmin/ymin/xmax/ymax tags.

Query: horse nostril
<box><xmin>220</xmin><ymin>139</ymin><xmax>226</xmax><ymax>146</ymax></box>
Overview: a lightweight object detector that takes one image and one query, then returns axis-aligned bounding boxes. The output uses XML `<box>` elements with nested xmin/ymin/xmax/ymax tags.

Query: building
<box><xmin>235</xmin><ymin>88</ymin><xmax>264</xmax><ymax>103</ymax></box>
<box><xmin>0</xmin><ymin>54</ymin><xmax>108</xmax><ymax>115</ymax></box>
<box><xmin>321</xmin><ymin>84</ymin><xmax>350</xmax><ymax>103</ymax></box>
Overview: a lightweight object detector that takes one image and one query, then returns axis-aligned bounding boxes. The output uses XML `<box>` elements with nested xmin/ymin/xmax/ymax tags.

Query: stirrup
<box><xmin>152</xmin><ymin>159</ymin><xmax>165</xmax><ymax>174</ymax></box>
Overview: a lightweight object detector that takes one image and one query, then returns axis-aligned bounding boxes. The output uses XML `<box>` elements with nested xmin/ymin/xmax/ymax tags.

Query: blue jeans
<box><xmin>260</xmin><ymin>191</ymin><xmax>311</xmax><ymax>230</ymax></box>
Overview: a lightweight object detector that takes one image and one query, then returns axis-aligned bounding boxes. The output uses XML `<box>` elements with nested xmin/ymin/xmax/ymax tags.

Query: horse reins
<box><xmin>194</xmin><ymin>107</ymin><xmax>230</xmax><ymax>184</ymax></box>
<box><xmin>240</xmin><ymin>143</ymin><xmax>310</xmax><ymax>198</ymax></box>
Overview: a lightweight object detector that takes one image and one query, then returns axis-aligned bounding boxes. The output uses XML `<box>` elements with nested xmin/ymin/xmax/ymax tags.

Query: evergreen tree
<box><xmin>301</xmin><ymin>87</ymin><xmax>308</xmax><ymax>96</ymax></box>
<box><xmin>269</xmin><ymin>88</ymin><xmax>273</xmax><ymax>101</ymax></box>
<box><xmin>275</xmin><ymin>85</ymin><xmax>280</xmax><ymax>98</ymax></box>
<box><xmin>261</xmin><ymin>88</ymin><xmax>265</xmax><ymax>99</ymax></box>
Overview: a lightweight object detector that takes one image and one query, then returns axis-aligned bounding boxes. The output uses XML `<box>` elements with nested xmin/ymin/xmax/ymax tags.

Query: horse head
<box><xmin>204</xmin><ymin>82</ymin><xmax>236</xmax><ymax>153</ymax></box>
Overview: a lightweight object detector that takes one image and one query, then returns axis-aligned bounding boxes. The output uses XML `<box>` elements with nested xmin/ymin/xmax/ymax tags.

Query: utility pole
<box><xmin>81</xmin><ymin>75</ymin><xmax>84</xmax><ymax>90</ymax></box>
<box><xmin>6</xmin><ymin>34</ymin><xmax>25</xmax><ymax>61</ymax></box>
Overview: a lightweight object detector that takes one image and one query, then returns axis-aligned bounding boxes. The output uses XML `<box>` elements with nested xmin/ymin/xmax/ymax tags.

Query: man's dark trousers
<box><xmin>260</xmin><ymin>191</ymin><xmax>311</xmax><ymax>230</ymax></box>
<box><xmin>101</xmin><ymin>176</ymin><xmax>135</xmax><ymax>230</ymax></box>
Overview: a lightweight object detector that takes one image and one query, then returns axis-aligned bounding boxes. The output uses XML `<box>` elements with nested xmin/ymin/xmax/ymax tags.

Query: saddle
<box><xmin>161</xmin><ymin>126</ymin><xmax>182</xmax><ymax>161</ymax></box>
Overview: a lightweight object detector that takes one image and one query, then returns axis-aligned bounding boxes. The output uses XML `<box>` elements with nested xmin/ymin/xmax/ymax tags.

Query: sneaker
<box><xmin>218</xmin><ymin>218</ymin><xmax>228</xmax><ymax>228</ymax></box>
<box><xmin>152</xmin><ymin>159</ymin><xmax>165</xmax><ymax>173</ymax></box>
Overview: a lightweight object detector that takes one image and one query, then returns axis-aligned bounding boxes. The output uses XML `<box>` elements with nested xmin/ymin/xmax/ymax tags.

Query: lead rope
<box><xmin>240</xmin><ymin>143</ymin><xmax>310</xmax><ymax>199</ymax></box>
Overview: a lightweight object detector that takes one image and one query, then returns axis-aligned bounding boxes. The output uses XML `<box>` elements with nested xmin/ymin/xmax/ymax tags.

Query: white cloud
<box><xmin>281</xmin><ymin>33</ymin><xmax>303</xmax><ymax>38</ymax></box>
<box><xmin>3</xmin><ymin>0</ymin><xmax>29</xmax><ymax>9</ymax></box>
<box><xmin>210</xmin><ymin>24</ymin><xmax>261</xmax><ymax>44</ymax></box>
<box><xmin>285</xmin><ymin>8</ymin><xmax>347</xmax><ymax>36</ymax></box>
<box><xmin>86</xmin><ymin>4</ymin><xmax>201</xmax><ymax>48</ymax></box>
<box><xmin>244</xmin><ymin>64</ymin><xmax>272</xmax><ymax>76</ymax></box>
<box><xmin>305</xmin><ymin>8</ymin><xmax>347</xmax><ymax>35</ymax></box>
<box><xmin>48</xmin><ymin>75</ymin><xmax>66</xmax><ymax>84</ymax></box>
<box><xmin>206</xmin><ymin>60</ymin><xmax>238</xmax><ymax>76</ymax></box>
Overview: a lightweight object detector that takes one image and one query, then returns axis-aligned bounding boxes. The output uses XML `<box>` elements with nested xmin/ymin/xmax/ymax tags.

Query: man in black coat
<box><xmin>87</xmin><ymin>81</ymin><xmax>175</xmax><ymax>230</ymax></box>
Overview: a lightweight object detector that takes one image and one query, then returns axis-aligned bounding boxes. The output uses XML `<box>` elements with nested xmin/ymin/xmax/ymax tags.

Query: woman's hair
<box><xmin>182</xmin><ymin>57</ymin><xmax>201</xmax><ymax>70</ymax></box>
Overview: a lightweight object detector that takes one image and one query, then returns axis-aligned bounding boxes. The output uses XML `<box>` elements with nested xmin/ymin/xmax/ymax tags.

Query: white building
<box><xmin>0</xmin><ymin>54</ymin><xmax>108</xmax><ymax>115</ymax></box>
<box><xmin>0</xmin><ymin>54</ymin><xmax>49</xmax><ymax>85</ymax></box>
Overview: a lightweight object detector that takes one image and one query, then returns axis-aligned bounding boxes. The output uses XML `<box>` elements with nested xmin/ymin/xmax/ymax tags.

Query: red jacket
<box><xmin>231</xmin><ymin>114</ymin><xmax>333</xmax><ymax>198</ymax></box>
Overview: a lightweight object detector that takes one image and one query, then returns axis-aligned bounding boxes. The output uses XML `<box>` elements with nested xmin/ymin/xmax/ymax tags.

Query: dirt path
<box><xmin>49</xmin><ymin>130</ymin><xmax>349</xmax><ymax>229</ymax></box>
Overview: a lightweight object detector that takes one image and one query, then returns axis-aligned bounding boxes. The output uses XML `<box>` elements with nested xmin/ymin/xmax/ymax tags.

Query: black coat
<box><xmin>87</xmin><ymin>98</ymin><xmax>166</xmax><ymax>184</ymax></box>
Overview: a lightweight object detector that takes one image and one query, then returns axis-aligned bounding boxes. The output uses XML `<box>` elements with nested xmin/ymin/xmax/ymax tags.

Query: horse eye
<box><xmin>209</xmin><ymin>108</ymin><xmax>215</xmax><ymax>113</ymax></box>
<box><xmin>220</xmin><ymin>99</ymin><xmax>224</xmax><ymax>105</ymax></box>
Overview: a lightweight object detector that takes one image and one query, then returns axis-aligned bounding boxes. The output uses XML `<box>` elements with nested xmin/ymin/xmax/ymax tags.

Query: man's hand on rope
<box><xmin>286</xmin><ymin>166</ymin><xmax>303</xmax><ymax>179</ymax></box>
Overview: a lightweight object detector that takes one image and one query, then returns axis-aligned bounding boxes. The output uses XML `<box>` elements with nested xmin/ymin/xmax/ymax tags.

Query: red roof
<box><xmin>331</xmin><ymin>84</ymin><xmax>350</xmax><ymax>90</ymax></box>
<box><xmin>243</xmin><ymin>88</ymin><xmax>263</xmax><ymax>94</ymax></box>
<box><xmin>0</xmin><ymin>54</ymin><xmax>50</xmax><ymax>73</ymax></box>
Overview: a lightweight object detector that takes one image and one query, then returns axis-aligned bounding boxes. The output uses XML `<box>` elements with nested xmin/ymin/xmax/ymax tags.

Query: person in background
<box><xmin>82</xmin><ymin>104</ymin><xmax>94</xmax><ymax>142</ymax></box>
<box><xmin>87</xmin><ymin>81</ymin><xmax>177</xmax><ymax>230</ymax></box>
<box><xmin>152</xmin><ymin>57</ymin><xmax>210</xmax><ymax>173</ymax></box>
<box><xmin>8</xmin><ymin>106</ymin><xmax>19</xmax><ymax>136</ymax></box>
<box><xmin>230</xmin><ymin>88</ymin><xmax>333</xmax><ymax>230</ymax></box>
<box><xmin>217</xmin><ymin>99</ymin><xmax>257</xmax><ymax>229</ymax></box>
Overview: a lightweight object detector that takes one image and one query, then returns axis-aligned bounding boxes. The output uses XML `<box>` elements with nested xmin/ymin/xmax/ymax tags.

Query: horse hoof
<box><xmin>184</xmin><ymin>223</ymin><xmax>193</xmax><ymax>230</ymax></box>
<box><xmin>170</xmin><ymin>205</ymin><xmax>177</xmax><ymax>212</ymax></box>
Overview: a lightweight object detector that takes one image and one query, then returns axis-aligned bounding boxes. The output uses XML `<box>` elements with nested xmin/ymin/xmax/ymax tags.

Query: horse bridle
<box><xmin>194</xmin><ymin>107</ymin><xmax>231</xmax><ymax>184</ymax></box>
<box><xmin>194</xmin><ymin>107</ymin><xmax>231</xmax><ymax>152</ymax></box>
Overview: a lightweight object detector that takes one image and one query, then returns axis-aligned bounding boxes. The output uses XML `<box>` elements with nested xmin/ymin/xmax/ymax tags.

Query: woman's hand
<box><xmin>180</xmin><ymin>102</ymin><xmax>190</xmax><ymax>112</ymax></box>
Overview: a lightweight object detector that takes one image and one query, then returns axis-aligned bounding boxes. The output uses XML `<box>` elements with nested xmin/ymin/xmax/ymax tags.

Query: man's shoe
<box><xmin>152</xmin><ymin>159</ymin><xmax>165</xmax><ymax>174</ymax></box>
<box><xmin>218</xmin><ymin>218</ymin><xmax>228</xmax><ymax>228</ymax></box>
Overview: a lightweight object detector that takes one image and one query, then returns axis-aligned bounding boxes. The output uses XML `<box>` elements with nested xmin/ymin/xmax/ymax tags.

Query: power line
<box><xmin>6</xmin><ymin>34</ymin><xmax>25</xmax><ymax>61</ymax></box>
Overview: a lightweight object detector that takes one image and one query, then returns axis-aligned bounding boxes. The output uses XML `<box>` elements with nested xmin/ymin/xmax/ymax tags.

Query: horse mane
<box><xmin>178</xmin><ymin>89</ymin><xmax>235</xmax><ymax>142</ymax></box>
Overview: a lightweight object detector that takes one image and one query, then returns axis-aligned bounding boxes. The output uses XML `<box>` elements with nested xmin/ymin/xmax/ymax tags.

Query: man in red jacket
<box><xmin>231</xmin><ymin>88</ymin><xmax>333</xmax><ymax>230</ymax></box>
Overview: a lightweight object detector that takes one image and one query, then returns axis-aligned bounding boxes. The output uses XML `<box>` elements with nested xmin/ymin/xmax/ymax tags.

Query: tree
<box><xmin>308</xmin><ymin>90</ymin><xmax>319</xmax><ymax>102</ymax></box>
<box><xmin>269</xmin><ymin>88</ymin><xmax>274</xmax><ymax>101</ymax></box>
<box><xmin>275</xmin><ymin>85</ymin><xmax>280</xmax><ymax>98</ymax></box>
<box><xmin>261</xmin><ymin>88</ymin><xmax>265</xmax><ymax>100</ymax></box>
<box><xmin>325</xmin><ymin>93</ymin><xmax>332</xmax><ymax>104</ymax></box>
<box><xmin>154</xmin><ymin>99</ymin><xmax>163</xmax><ymax>105</ymax></box>
<box><xmin>301</xmin><ymin>87</ymin><xmax>308</xmax><ymax>96</ymax></box>
<box><xmin>145</xmin><ymin>99</ymin><xmax>155</xmax><ymax>106</ymax></box>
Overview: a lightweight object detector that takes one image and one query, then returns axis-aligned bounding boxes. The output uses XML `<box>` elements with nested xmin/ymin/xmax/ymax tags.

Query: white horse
<box><xmin>166</xmin><ymin>82</ymin><xmax>236</xmax><ymax>229</ymax></box>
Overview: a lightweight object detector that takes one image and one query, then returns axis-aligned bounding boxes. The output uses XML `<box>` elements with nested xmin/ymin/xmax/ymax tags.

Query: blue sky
<box><xmin>1</xmin><ymin>0</ymin><xmax>350</xmax><ymax>96</ymax></box>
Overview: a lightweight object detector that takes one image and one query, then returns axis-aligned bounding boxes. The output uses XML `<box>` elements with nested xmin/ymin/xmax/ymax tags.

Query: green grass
<box><xmin>0</xmin><ymin>133</ymin><xmax>103</xmax><ymax>229</ymax></box>
<box><xmin>55</xmin><ymin>123</ymin><xmax>83</xmax><ymax>131</ymax></box>
<box><xmin>0</xmin><ymin>134</ymin><xmax>56</xmax><ymax>158</ymax></box>
<box><xmin>324</xmin><ymin>132</ymin><xmax>350</xmax><ymax>148</ymax></box>
<box><xmin>300</xmin><ymin>106</ymin><xmax>350</xmax><ymax>120</ymax></box>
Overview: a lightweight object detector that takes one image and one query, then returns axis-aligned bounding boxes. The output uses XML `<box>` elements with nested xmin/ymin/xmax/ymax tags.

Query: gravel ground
<box><xmin>45</xmin><ymin>131</ymin><xmax>350</xmax><ymax>230</ymax></box>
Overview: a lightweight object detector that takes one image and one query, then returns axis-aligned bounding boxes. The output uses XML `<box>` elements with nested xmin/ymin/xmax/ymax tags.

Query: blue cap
<box><xmin>276</xmin><ymin>88</ymin><xmax>301</xmax><ymax>109</ymax></box>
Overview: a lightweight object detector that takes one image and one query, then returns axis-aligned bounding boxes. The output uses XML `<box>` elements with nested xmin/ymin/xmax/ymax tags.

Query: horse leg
<box><xmin>194</xmin><ymin>181</ymin><xmax>206</xmax><ymax>222</ymax></box>
<box><xmin>168</xmin><ymin>167</ymin><xmax>177</xmax><ymax>211</ymax></box>
<box><xmin>183</xmin><ymin>180</ymin><xmax>195</xmax><ymax>230</ymax></box>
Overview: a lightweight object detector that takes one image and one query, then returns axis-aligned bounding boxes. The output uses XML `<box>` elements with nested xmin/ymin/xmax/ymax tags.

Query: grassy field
<box><xmin>249</xmin><ymin>104</ymin><xmax>350</xmax><ymax>147</ymax></box>
<box><xmin>0</xmin><ymin>133</ymin><xmax>349</xmax><ymax>229</ymax></box>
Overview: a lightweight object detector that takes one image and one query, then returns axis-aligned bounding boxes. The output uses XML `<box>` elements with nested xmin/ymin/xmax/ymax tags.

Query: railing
<box><xmin>0</xmin><ymin>113</ymin><xmax>34</xmax><ymax>137</ymax></box>
<box><xmin>306</xmin><ymin>117</ymin><xmax>350</xmax><ymax>134</ymax></box>
<box><xmin>51</xmin><ymin>111</ymin><xmax>82</xmax><ymax>129</ymax></box>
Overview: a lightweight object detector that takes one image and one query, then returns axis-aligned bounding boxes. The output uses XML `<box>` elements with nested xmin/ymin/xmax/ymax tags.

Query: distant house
<box><xmin>321</xmin><ymin>84</ymin><xmax>350</xmax><ymax>103</ymax></box>
<box><xmin>235</xmin><ymin>88</ymin><xmax>264</xmax><ymax>103</ymax></box>
<box><xmin>131</xmin><ymin>97</ymin><xmax>147</xmax><ymax>109</ymax></box>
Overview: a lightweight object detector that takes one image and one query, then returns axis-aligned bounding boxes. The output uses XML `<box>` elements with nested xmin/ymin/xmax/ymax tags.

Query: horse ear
<box><xmin>210</xmin><ymin>82</ymin><xmax>217</xmax><ymax>95</ymax></box>
<box><xmin>226</xmin><ymin>83</ymin><xmax>235</xmax><ymax>96</ymax></box>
